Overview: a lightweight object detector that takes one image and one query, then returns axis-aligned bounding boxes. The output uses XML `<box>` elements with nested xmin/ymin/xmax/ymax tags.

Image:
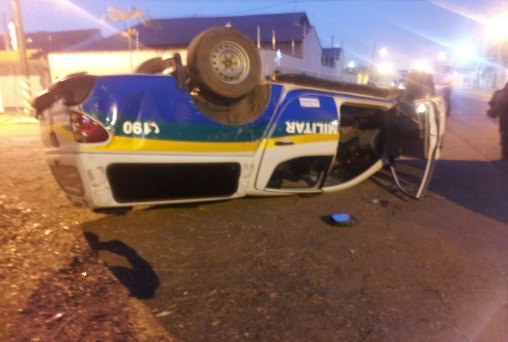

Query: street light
<box><xmin>485</xmin><ymin>14</ymin><xmax>508</xmax><ymax>42</ymax></box>
<box><xmin>371</xmin><ymin>45</ymin><xmax>390</xmax><ymax>83</ymax></box>
<box><xmin>437</xmin><ymin>52</ymin><xmax>447</xmax><ymax>62</ymax></box>
<box><xmin>376</xmin><ymin>61</ymin><xmax>395</xmax><ymax>76</ymax></box>
<box><xmin>485</xmin><ymin>14</ymin><xmax>508</xmax><ymax>88</ymax></box>
<box><xmin>452</xmin><ymin>43</ymin><xmax>478</xmax><ymax>64</ymax></box>
<box><xmin>378</xmin><ymin>47</ymin><xmax>388</xmax><ymax>58</ymax></box>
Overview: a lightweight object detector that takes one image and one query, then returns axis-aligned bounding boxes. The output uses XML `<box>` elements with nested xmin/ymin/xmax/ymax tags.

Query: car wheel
<box><xmin>187</xmin><ymin>27</ymin><xmax>261</xmax><ymax>100</ymax></box>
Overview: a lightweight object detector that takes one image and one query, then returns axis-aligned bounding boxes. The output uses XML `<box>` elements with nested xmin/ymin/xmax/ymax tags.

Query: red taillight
<box><xmin>70</xmin><ymin>111</ymin><xmax>109</xmax><ymax>143</ymax></box>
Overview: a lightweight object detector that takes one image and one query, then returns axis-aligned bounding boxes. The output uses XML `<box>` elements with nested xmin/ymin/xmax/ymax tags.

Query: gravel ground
<box><xmin>0</xmin><ymin>115</ymin><xmax>172</xmax><ymax>341</ymax></box>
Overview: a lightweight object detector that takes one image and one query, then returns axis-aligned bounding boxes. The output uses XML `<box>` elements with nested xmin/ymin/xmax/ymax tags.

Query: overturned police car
<box><xmin>33</xmin><ymin>27</ymin><xmax>446</xmax><ymax>212</ymax></box>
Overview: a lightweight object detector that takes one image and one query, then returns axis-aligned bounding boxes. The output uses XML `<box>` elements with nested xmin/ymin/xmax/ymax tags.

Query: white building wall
<box><xmin>47</xmin><ymin>30</ymin><xmax>343</xmax><ymax>83</ymax></box>
<box><xmin>259</xmin><ymin>27</ymin><xmax>342</xmax><ymax>81</ymax></box>
<box><xmin>0</xmin><ymin>75</ymin><xmax>42</xmax><ymax>111</ymax></box>
<box><xmin>303</xmin><ymin>28</ymin><xmax>341</xmax><ymax>80</ymax></box>
<box><xmin>48</xmin><ymin>49</ymin><xmax>187</xmax><ymax>81</ymax></box>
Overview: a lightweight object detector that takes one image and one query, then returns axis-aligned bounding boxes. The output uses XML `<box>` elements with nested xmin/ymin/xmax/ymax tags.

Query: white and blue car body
<box><xmin>33</xmin><ymin>28</ymin><xmax>446</xmax><ymax>211</ymax></box>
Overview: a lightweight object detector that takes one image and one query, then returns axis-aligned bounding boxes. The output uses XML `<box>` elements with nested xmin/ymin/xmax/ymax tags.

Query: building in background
<box><xmin>0</xmin><ymin>29</ymin><xmax>100</xmax><ymax>112</ymax></box>
<box><xmin>47</xmin><ymin>13</ymin><xmax>343</xmax><ymax>81</ymax></box>
<box><xmin>1</xmin><ymin>12</ymin><xmax>344</xmax><ymax>111</ymax></box>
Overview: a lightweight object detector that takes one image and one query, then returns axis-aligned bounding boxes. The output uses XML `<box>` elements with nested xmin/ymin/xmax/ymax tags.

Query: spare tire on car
<box><xmin>187</xmin><ymin>27</ymin><xmax>261</xmax><ymax>101</ymax></box>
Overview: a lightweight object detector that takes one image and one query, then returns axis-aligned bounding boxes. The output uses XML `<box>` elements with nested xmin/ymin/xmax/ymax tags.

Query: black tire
<box><xmin>187</xmin><ymin>27</ymin><xmax>261</xmax><ymax>100</ymax></box>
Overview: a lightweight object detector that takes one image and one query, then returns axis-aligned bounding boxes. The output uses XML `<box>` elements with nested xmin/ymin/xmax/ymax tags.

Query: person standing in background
<box><xmin>487</xmin><ymin>83</ymin><xmax>508</xmax><ymax>160</ymax></box>
<box><xmin>437</xmin><ymin>66</ymin><xmax>453</xmax><ymax>116</ymax></box>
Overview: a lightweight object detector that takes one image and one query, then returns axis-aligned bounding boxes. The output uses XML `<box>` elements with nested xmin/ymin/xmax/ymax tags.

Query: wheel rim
<box><xmin>210</xmin><ymin>41</ymin><xmax>250</xmax><ymax>85</ymax></box>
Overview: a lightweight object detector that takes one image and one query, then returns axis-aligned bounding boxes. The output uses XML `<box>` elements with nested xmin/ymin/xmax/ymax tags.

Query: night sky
<box><xmin>0</xmin><ymin>0</ymin><xmax>503</xmax><ymax>68</ymax></box>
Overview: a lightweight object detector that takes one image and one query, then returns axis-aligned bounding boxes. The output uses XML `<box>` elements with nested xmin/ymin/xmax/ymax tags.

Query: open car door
<box><xmin>386</xmin><ymin>97</ymin><xmax>445</xmax><ymax>199</ymax></box>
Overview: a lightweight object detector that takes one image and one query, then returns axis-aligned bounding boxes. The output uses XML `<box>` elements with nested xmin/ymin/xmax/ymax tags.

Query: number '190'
<box><xmin>122</xmin><ymin>121</ymin><xmax>160</xmax><ymax>135</ymax></box>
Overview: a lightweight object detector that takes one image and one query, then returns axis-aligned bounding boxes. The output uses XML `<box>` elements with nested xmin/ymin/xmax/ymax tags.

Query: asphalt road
<box><xmin>81</xmin><ymin>89</ymin><xmax>508</xmax><ymax>341</ymax></box>
<box><xmin>417</xmin><ymin>88</ymin><xmax>508</xmax><ymax>341</ymax></box>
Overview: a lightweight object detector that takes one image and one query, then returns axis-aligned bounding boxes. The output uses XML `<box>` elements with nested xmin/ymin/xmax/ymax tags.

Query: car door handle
<box><xmin>275</xmin><ymin>140</ymin><xmax>295</xmax><ymax>146</ymax></box>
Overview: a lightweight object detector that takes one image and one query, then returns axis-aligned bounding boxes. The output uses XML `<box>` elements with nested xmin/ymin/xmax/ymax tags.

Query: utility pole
<box><xmin>104</xmin><ymin>6</ymin><xmax>146</xmax><ymax>72</ymax></box>
<box><xmin>1</xmin><ymin>12</ymin><xmax>10</xmax><ymax>50</ymax></box>
<box><xmin>11</xmin><ymin>0</ymin><xmax>32</xmax><ymax>114</ymax></box>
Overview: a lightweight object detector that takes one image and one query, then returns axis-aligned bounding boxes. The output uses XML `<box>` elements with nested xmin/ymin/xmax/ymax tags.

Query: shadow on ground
<box><xmin>429</xmin><ymin>159</ymin><xmax>508</xmax><ymax>225</ymax></box>
<box><xmin>84</xmin><ymin>232</ymin><xmax>160</xmax><ymax>299</ymax></box>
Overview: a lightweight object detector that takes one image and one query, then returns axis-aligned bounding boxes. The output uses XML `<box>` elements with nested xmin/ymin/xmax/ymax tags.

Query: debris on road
<box><xmin>45</xmin><ymin>312</ymin><xmax>63</xmax><ymax>324</ymax></box>
<box><xmin>364</xmin><ymin>197</ymin><xmax>390</xmax><ymax>207</ymax></box>
<box><xmin>322</xmin><ymin>212</ymin><xmax>358</xmax><ymax>227</ymax></box>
